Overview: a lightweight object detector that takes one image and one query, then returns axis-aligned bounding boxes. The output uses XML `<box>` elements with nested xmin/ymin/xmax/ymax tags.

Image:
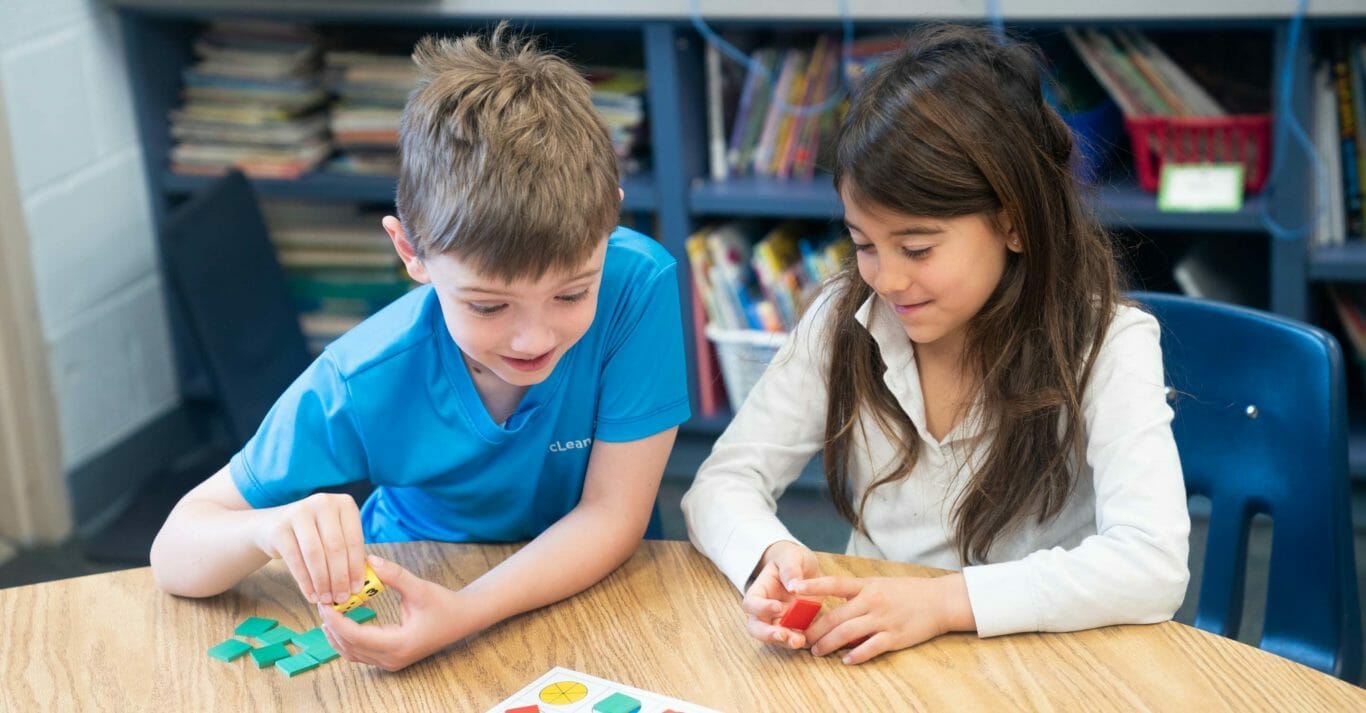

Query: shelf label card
<box><xmin>1158</xmin><ymin>163</ymin><xmax>1245</xmax><ymax>213</ymax></box>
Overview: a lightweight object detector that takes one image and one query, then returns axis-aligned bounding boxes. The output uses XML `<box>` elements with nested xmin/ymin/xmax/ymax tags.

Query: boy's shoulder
<box><xmin>603</xmin><ymin>225</ymin><xmax>676</xmax><ymax>279</ymax></box>
<box><xmin>321</xmin><ymin>285</ymin><xmax>441</xmax><ymax>380</ymax></box>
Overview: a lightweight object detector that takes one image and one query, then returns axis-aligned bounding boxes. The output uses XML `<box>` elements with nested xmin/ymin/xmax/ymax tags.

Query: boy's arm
<box><xmin>150</xmin><ymin>465</ymin><xmax>367</xmax><ymax>604</ymax></box>
<box><xmin>448</xmin><ymin>427</ymin><xmax>678</xmax><ymax>635</ymax></box>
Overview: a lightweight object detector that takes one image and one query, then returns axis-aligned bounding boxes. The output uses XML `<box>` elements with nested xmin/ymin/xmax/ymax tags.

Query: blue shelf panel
<box><xmin>163</xmin><ymin>170</ymin><xmax>658</xmax><ymax>212</ymax></box>
<box><xmin>1350</xmin><ymin>415</ymin><xmax>1366</xmax><ymax>481</ymax></box>
<box><xmin>690</xmin><ymin>176</ymin><xmax>841</xmax><ymax>219</ymax></box>
<box><xmin>1309</xmin><ymin>242</ymin><xmax>1366</xmax><ymax>282</ymax></box>
<box><xmin>690</xmin><ymin>175</ymin><xmax>1267</xmax><ymax>233</ymax></box>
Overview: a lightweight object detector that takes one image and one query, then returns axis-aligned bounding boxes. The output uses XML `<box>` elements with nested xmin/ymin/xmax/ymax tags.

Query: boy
<box><xmin>150</xmin><ymin>24</ymin><xmax>689</xmax><ymax>671</ymax></box>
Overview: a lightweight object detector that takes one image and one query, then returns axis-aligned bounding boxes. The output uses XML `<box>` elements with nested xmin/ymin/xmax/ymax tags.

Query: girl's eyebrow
<box><xmin>844</xmin><ymin>219</ymin><xmax>943</xmax><ymax>237</ymax></box>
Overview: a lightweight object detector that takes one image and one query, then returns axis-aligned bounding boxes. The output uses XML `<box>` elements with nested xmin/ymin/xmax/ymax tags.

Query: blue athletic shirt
<box><xmin>229</xmin><ymin>227</ymin><xmax>691</xmax><ymax>543</ymax></box>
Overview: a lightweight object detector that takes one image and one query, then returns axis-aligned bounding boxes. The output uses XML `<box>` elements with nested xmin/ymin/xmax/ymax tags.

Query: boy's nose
<box><xmin>509</xmin><ymin>323</ymin><xmax>556</xmax><ymax>356</ymax></box>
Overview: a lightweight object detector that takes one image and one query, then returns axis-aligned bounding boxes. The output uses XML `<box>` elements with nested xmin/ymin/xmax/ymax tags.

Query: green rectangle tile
<box><xmin>304</xmin><ymin>640</ymin><xmax>339</xmax><ymax>663</ymax></box>
<box><xmin>207</xmin><ymin>638</ymin><xmax>253</xmax><ymax>662</ymax></box>
<box><xmin>256</xmin><ymin>625</ymin><xmax>297</xmax><ymax>645</ymax></box>
<box><xmin>249</xmin><ymin>642</ymin><xmax>291</xmax><ymax>668</ymax></box>
<box><xmin>276</xmin><ymin>653</ymin><xmax>321</xmax><ymax>677</ymax></box>
<box><xmin>234</xmin><ymin>616</ymin><xmax>278</xmax><ymax>637</ymax></box>
<box><xmin>292</xmin><ymin>627</ymin><xmax>330</xmax><ymax>649</ymax></box>
<box><xmin>344</xmin><ymin>606</ymin><xmax>376</xmax><ymax>623</ymax></box>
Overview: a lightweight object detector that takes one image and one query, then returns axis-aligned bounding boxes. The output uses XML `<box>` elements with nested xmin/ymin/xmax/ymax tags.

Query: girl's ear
<box><xmin>383</xmin><ymin>216</ymin><xmax>431</xmax><ymax>284</ymax></box>
<box><xmin>998</xmin><ymin>210</ymin><xmax>1024</xmax><ymax>254</ymax></box>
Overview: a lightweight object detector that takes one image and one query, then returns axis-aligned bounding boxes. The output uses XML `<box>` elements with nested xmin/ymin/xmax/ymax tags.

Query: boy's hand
<box><xmin>740</xmin><ymin>540</ymin><xmax>821</xmax><ymax>649</ymax></box>
<box><xmin>791</xmin><ymin>573</ymin><xmax>975</xmax><ymax>665</ymax></box>
<box><xmin>252</xmin><ymin>492</ymin><xmax>366</xmax><ymax>606</ymax></box>
<box><xmin>318</xmin><ymin>555</ymin><xmax>469</xmax><ymax>671</ymax></box>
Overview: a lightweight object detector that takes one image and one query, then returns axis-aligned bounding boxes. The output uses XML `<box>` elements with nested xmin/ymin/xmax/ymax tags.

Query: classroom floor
<box><xmin>2</xmin><ymin>440</ymin><xmax>1365</xmax><ymax>687</ymax></box>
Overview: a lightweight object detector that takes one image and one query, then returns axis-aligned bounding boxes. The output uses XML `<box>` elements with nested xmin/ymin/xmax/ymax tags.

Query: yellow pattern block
<box><xmin>332</xmin><ymin>562</ymin><xmax>385</xmax><ymax>613</ymax></box>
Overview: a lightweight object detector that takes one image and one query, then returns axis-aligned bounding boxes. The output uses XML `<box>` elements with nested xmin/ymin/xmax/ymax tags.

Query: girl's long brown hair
<box><xmin>824</xmin><ymin>24</ymin><xmax>1124</xmax><ymax>564</ymax></box>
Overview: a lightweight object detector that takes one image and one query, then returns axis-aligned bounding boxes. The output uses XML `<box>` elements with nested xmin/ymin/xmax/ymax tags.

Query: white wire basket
<box><xmin>704</xmin><ymin>326</ymin><xmax>789</xmax><ymax>411</ymax></box>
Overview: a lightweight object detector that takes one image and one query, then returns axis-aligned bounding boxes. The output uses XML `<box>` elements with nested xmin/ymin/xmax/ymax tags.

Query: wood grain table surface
<box><xmin>2</xmin><ymin>540</ymin><xmax>1362</xmax><ymax>712</ymax></box>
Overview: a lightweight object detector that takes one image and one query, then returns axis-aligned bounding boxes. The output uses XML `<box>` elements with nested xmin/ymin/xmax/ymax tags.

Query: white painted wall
<box><xmin>0</xmin><ymin>1</ymin><xmax>178</xmax><ymax>470</ymax></box>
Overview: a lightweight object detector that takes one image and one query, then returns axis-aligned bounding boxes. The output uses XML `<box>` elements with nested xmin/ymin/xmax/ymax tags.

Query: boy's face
<box><xmin>841</xmin><ymin>190</ymin><xmax>1021</xmax><ymax>361</ymax></box>
<box><xmin>384</xmin><ymin>217</ymin><xmax>608</xmax><ymax>388</ymax></box>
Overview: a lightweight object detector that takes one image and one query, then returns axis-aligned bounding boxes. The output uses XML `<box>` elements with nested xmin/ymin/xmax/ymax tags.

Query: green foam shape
<box><xmin>234</xmin><ymin>616</ymin><xmax>278</xmax><ymax>637</ymax></box>
<box><xmin>292</xmin><ymin>627</ymin><xmax>330</xmax><ymax>649</ymax></box>
<box><xmin>304</xmin><ymin>640</ymin><xmax>339</xmax><ymax>663</ymax></box>
<box><xmin>275</xmin><ymin>652</ymin><xmax>320</xmax><ymax>677</ymax></box>
<box><xmin>249</xmin><ymin>642</ymin><xmax>291</xmax><ymax>668</ymax></box>
<box><xmin>256</xmin><ymin>625</ymin><xmax>297</xmax><ymax>645</ymax></box>
<box><xmin>344</xmin><ymin>606</ymin><xmax>376</xmax><ymax>623</ymax></box>
<box><xmin>207</xmin><ymin>638</ymin><xmax>252</xmax><ymax>662</ymax></box>
<box><xmin>593</xmin><ymin>692</ymin><xmax>642</xmax><ymax>713</ymax></box>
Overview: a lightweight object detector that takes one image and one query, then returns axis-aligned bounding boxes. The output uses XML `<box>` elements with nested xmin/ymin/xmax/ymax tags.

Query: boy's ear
<box><xmin>383</xmin><ymin>216</ymin><xmax>431</xmax><ymax>284</ymax></box>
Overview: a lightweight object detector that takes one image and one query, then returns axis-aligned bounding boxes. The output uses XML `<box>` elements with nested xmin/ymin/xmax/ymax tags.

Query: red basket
<box><xmin>1124</xmin><ymin>114</ymin><xmax>1273</xmax><ymax>194</ymax></box>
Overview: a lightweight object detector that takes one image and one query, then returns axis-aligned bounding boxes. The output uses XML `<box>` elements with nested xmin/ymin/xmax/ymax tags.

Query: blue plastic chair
<box><xmin>1134</xmin><ymin>292</ymin><xmax>1361</xmax><ymax>681</ymax></box>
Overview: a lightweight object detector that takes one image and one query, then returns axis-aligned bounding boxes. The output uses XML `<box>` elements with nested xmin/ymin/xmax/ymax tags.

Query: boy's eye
<box><xmin>903</xmin><ymin>247</ymin><xmax>932</xmax><ymax>260</ymax></box>
<box><xmin>467</xmin><ymin>302</ymin><xmax>507</xmax><ymax>316</ymax></box>
<box><xmin>556</xmin><ymin>289</ymin><xmax>590</xmax><ymax>303</ymax></box>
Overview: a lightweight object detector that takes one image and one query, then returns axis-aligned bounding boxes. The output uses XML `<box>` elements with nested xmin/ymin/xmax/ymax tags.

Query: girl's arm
<box><xmin>960</xmin><ymin>306</ymin><xmax>1191</xmax><ymax>637</ymax></box>
<box><xmin>681</xmin><ymin>291</ymin><xmax>838</xmax><ymax>592</ymax></box>
<box><xmin>318</xmin><ymin>426</ymin><xmax>681</xmax><ymax>671</ymax></box>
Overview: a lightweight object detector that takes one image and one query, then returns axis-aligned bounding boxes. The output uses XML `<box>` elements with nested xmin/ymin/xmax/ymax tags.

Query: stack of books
<box><xmin>170</xmin><ymin>20</ymin><xmax>330</xmax><ymax>179</ymax></box>
<box><xmin>262</xmin><ymin>201</ymin><xmax>414</xmax><ymax>354</ymax></box>
<box><xmin>1063</xmin><ymin>27</ymin><xmax>1229</xmax><ymax>119</ymax></box>
<box><xmin>324</xmin><ymin>50</ymin><xmax>419</xmax><ymax>176</ymax></box>
<box><xmin>1313</xmin><ymin>32</ymin><xmax>1366</xmax><ymax>246</ymax></box>
<box><xmin>686</xmin><ymin>221</ymin><xmax>849</xmax><ymax>332</ymax></box>
<box><xmin>586</xmin><ymin>67</ymin><xmax>649</xmax><ymax>175</ymax></box>
<box><xmin>708</xmin><ymin>34</ymin><xmax>902</xmax><ymax>182</ymax></box>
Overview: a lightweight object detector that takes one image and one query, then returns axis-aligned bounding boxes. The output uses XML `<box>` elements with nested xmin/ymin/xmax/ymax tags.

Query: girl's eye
<box><xmin>903</xmin><ymin>247</ymin><xmax>931</xmax><ymax>260</ymax></box>
<box><xmin>556</xmin><ymin>289</ymin><xmax>590</xmax><ymax>303</ymax></box>
<box><xmin>852</xmin><ymin>242</ymin><xmax>874</xmax><ymax>253</ymax></box>
<box><xmin>467</xmin><ymin>303</ymin><xmax>507</xmax><ymax>316</ymax></box>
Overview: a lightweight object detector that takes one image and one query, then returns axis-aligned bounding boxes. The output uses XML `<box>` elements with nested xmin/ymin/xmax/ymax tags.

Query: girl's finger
<box><xmin>790</xmin><ymin>575</ymin><xmax>863</xmax><ymax>599</ymax></box>
<box><xmin>745</xmin><ymin>615</ymin><xmax>806</xmax><ymax>649</ymax></box>
<box><xmin>802</xmin><ymin>598</ymin><xmax>868</xmax><ymax>646</ymax></box>
<box><xmin>840</xmin><ymin>631</ymin><xmax>886</xmax><ymax>665</ymax></box>
<box><xmin>810</xmin><ymin>614</ymin><xmax>875</xmax><ymax>657</ymax></box>
<box><xmin>740</xmin><ymin>593</ymin><xmax>785</xmax><ymax>619</ymax></box>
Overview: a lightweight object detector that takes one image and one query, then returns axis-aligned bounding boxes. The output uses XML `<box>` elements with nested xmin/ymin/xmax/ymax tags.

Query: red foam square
<box><xmin>506</xmin><ymin>706</ymin><xmax>539</xmax><ymax>713</ymax></box>
<box><xmin>778</xmin><ymin>598</ymin><xmax>822</xmax><ymax>630</ymax></box>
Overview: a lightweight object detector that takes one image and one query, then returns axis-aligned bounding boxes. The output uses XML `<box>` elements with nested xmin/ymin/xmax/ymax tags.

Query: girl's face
<box><xmin>843</xmin><ymin>191</ymin><xmax>1021</xmax><ymax>358</ymax></box>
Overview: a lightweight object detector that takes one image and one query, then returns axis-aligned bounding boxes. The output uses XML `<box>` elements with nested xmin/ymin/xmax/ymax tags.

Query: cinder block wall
<box><xmin>1</xmin><ymin>1</ymin><xmax>177</xmax><ymax>471</ymax></box>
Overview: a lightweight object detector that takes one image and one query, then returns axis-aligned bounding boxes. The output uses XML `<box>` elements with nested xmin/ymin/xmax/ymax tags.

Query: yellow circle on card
<box><xmin>539</xmin><ymin>680</ymin><xmax>588</xmax><ymax>704</ymax></box>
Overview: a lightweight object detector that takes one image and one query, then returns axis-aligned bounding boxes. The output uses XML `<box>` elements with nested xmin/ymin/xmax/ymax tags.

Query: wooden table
<box><xmin>2</xmin><ymin>541</ymin><xmax>1361</xmax><ymax>711</ymax></box>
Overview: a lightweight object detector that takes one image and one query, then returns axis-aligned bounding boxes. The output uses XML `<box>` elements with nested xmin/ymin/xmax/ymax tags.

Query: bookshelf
<box><xmin>105</xmin><ymin>1</ymin><xmax>1363</xmax><ymax>477</ymax></box>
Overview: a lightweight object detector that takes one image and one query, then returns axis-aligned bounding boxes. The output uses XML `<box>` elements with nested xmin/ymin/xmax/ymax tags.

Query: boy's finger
<box><xmin>791</xmin><ymin>575</ymin><xmax>862</xmax><ymax>599</ymax></box>
<box><xmin>339</xmin><ymin>507</ymin><xmax>366</xmax><ymax>594</ymax></box>
<box><xmin>294</xmin><ymin>519</ymin><xmax>335</xmax><ymax>605</ymax></box>
<box><xmin>276</xmin><ymin>536</ymin><xmax>316</xmax><ymax>603</ymax></box>
<box><xmin>313</xmin><ymin>510</ymin><xmax>351</xmax><ymax>604</ymax></box>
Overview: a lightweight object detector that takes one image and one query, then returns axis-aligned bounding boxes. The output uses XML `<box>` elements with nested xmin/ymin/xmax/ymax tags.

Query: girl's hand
<box><xmin>740</xmin><ymin>541</ymin><xmax>822</xmax><ymax>649</ymax></box>
<box><xmin>318</xmin><ymin>555</ymin><xmax>470</xmax><ymax>671</ymax></box>
<box><xmin>252</xmin><ymin>492</ymin><xmax>366</xmax><ymax>606</ymax></box>
<box><xmin>792</xmin><ymin>573</ymin><xmax>975</xmax><ymax>665</ymax></box>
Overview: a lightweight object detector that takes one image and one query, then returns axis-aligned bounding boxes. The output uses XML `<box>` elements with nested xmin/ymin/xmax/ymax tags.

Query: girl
<box><xmin>682</xmin><ymin>24</ymin><xmax>1190</xmax><ymax>665</ymax></box>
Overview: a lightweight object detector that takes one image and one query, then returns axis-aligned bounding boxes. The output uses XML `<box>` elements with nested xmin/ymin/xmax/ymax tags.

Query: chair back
<box><xmin>1135</xmin><ymin>291</ymin><xmax>1361</xmax><ymax>681</ymax></box>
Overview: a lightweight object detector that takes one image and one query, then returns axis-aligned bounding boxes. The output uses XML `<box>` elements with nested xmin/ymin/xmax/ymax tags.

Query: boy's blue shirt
<box><xmin>229</xmin><ymin>227</ymin><xmax>691</xmax><ymax>544</ymax></box>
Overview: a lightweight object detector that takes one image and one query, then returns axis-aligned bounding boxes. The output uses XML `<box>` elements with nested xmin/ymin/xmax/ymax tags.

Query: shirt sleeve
<box><xmin>229</xmin><ymin>352</ymin><xmax>371</xmax><ymax>508</ymax></box>
<box><xmin>593</xmin><ymin>262</ymin><xmax>692</xmax><ymax>443</ymax></box>
<box><xmin>681</xmin><ymin>288</ymin><xmax>838</xmax><ymax>592</ymax></box>
<box><xmin>962</xmin><ymin>307</ymin><xmax>1191</xmax><ymax>637</ymax></box>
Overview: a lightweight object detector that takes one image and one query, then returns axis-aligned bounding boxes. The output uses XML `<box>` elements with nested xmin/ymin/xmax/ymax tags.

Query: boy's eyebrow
<box><xmin>457</xmin><ymin>267</ymin><xmax>601</xmax><ymax>296</ymax></box>
<box><xmin>844</xmin><ymin>219</ymin><xmax>943</xmax><ymax>237</ymax></box>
